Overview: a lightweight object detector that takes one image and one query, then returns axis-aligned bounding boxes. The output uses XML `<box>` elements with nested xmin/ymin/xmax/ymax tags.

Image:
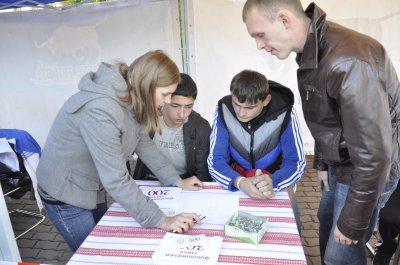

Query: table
<box><xmin>67</xmin><ymin>181</ymin><xmax>307</xmax><ymax>265</ymax></box>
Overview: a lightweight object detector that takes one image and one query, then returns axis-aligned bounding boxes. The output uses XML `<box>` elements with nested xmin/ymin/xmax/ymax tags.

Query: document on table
<box><xmin>152</xmin><ymin>232</ymin><xmax>223</xmax><ymax>265</ymax></box>
<box><xmin>139</xmin><ymin>185</ymin><xmax>239</xmax><ymax>221</ymax></box>
<box><xmin>139</xmin><ymin>186</ymin><xmax>182</xmax><ymax>207</ymax></box>
<box><xmin>169</xmin><ymin>193</ymin><xmax>239</xmax><ymax>221</ymax></box>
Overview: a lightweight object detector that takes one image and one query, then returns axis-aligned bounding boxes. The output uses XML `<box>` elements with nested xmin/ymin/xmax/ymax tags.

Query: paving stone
<box><xmin>32</xmin><ymin>222</ymin><xmax>53</xmax><ymax>233</ymax></box>
<box><xmin>54</xmin><ymin>233</ymin><xmax>65</xmax><ymax>242</ymax></box>
<box><xmin>21</xmin><ymin>257</ymin><xmax>39</xmax><ymax>263</ymax></box>
<box><xmin>303</xmin><ymin>245</ymin><xmax>321</xmax><ymax>257</ymax></box>
<box><xmin>58</xmin><ymin>241</ymin><xmax>71</xmax><ymax>250</ymax></box>
<box><xmin>298</xmin><ymin>197</ymin><xmax>320</xmax><ymax>204</ymax></box>
<box><xmin>14</xmin><ymin>230</ymin><xmax>35</xmax><ymax>240</ymax></box>
<box><xmin>50</xmin><ymin>225</ymin><xmax>59</xmax><ymax>233</ymax></box>
<box><xmin>11</xmin><ymin>222</ymin><xmax>35</xmax><ymax>232</ymax></box>
<box><xmin>304</xmin><ymin>191</ymin><xmax>322</xmax><ymax>197</ymax></box>
<box><xmin>306</xmin><ymin>256</ymin><xmax>314</xmax><ymax>265</ymax></box>
<box><xmin>305</xmin><ymin>237</ymin><xmax>320</xmax><ymax>247</ymax></box>
<box><xmin>302</xmin><ymin>221</ymin><xmax>319</xmax><ymax>230</ymax></box>
<box><xmin>309</xmin><ymin>256</ymin><xmax>322</xmax><ymax>265</ymax></box>
<box><xmin>22</xmin><ymin>204</ymin><xmax>41</xmax><ymax>211</ymax></box>
<box><xmin>34</xmin><ymin>240</ymin><xmax>61</xmax><ymax>250</ymax></box>
<box><xmin>297</xmin><ymin>185</ymin><xmax>317</xmax><ymax>192</ymax></box>
<box><xmin>297</xmin><ymin>202</ymin><xmax>309</xmax><ymax>209</ymax></box>
<box><xmin>11</xmin><ymin>215</ymin><xmax>35</xmax><ymax>225</ymax></box>
<box><xmin>307</xmin><ymin>202</ymin><xmax>320</xmax><ymax>210</ymax></box>
<box><xmin>36</xmin><ymin>249</ymin><xmax>64</xmax><ymax>260</ymax></box>
<box><xmin>18</xmin><ymin>247</ymin><xmax>40</xmax><ymax>258</ymax></box>
<box><xmin>301</xmin><ymin>229</ymin><xmax>319</xmax><ymax>238</ymax></box>
<box><xmin>296</xmin><ymin>190</ymin><xmax>306</xmax><ymax>197</ymax></box>
<box><xmin>17</xmin><ymin>238</ymin><xmax>38</xmax><ymax>248</ymax></box>
<box><xmin>299</xmin><ymin>215</ymin><xmax>312</xmax><ymax>223</ymax></box>
<box><xmin>60</xmin><ymin>251</ymin><xmax>74</xmax><ymax>262</ymax></box>
<box><xmin>31</xmin><ymin>231</ymin><xmax>57</xmax><ymax>241</ymax></box>
<box><xmin>300</xmin><ymin>208</ymin><xmax>319</xmax><ymax>216</ymax></box>
<box><xmin>293</xmin><ymin>191</ymin><xmax>306</xmax><ymax>197</ymax></box>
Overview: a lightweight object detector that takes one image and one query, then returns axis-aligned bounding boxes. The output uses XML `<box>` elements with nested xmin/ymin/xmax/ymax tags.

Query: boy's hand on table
<box><xmin>235</xmin><ymin>176</ymin><xmax>270</xmax><ymax>199</ymax></box>
<box><xmin>177</xmin><ymin>176</ymin><xmax>203</xmax><ymax>190</ymax></box>
<box><xmin>251</xmin><ymin>169</ymin><xmax>274</xmax><ymax>198</ymax></box>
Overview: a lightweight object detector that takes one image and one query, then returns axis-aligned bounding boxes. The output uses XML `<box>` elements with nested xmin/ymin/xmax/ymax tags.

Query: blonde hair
<box><xmin>116</xmin><ymin>62</ymin><xmax>133</xmax><ymax>108</ymax></box>
<box><xmin>242</xmin><ymin>0</ymin><xmax>305</xmax><ymax>22</ymax></box>
<box><xmin>122</xmin><ymin>50</ymin><xmax>180</xmax><ymax>133</ymax></box>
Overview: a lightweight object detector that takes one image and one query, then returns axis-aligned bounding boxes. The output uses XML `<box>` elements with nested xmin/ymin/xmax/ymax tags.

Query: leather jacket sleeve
<box><xmin>313</xmin><ymin>144</ymin><xmax>328</xmax><ymax>171</ymax></box>
<box><xmin>328</xmin><ymin>59</ymin><xmax>391</xmax><ymax>240</ymax></box>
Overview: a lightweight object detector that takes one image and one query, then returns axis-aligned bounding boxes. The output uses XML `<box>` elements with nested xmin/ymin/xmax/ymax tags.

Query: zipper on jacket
<box><xmin>304</xmin><ymin>85</ymin><xmax>321</xmax><ymax>101</ymax></box>
<box><xmin>248</xmin><ymin>122</ymin><xmax>255</xmax><ymax>168</ymax></box>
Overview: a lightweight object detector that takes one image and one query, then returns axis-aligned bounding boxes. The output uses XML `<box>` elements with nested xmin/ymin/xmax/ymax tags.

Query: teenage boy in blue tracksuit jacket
<box><xmin>208</xmin><ymin>70</ymin><xmax>305</xmax><ymax>201</ymax></box>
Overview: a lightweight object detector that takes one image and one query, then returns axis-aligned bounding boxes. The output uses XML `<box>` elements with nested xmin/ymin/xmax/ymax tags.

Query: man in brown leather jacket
<box><xmin>242</xmin><ymin>1</ymin><xmax>400</xmax><ymax>264</ymax></box>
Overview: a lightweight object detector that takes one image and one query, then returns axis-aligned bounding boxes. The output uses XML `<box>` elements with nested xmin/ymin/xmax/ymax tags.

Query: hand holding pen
<box><xmin>172</xmin><ymin>215</ymin><xmax>206</xmax><ymax>233</ymax></box>
<box><xmin>160</xmin><ymin>213</ymin><xmax>205</xmax><ymax>234</ymax></box>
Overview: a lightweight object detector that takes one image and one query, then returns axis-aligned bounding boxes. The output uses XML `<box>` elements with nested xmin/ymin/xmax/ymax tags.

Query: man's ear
<box><xmin>277</xmin><ymin>10</ymin><xmax>291</xmax><ymax>29</ymax></box>
<box><xmin>263</xmin><ymin>94</ymin><xmax>272</xmax><ymax>107</ymax></box>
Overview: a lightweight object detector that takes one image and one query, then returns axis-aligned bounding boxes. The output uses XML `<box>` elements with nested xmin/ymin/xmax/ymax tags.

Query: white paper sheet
<box><xmin>139</xmin><ymin>186</ymin><xmax>182</xmax><ymax>207</ymax></box>
<box><xmin>169</xmin><ymin>192</ymin><xmax>239</xmax><ymax>221</ymax></box>
<box><xmin>152</xmin><ymin>232</ymin><xmax>223</xmax><ymax>265</ymax></box>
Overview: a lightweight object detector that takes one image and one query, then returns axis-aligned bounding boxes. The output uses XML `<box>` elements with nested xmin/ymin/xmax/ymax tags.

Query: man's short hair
<box><xmin>242</xmin><ymin>0</ymin><xmax>305</xmax><ymax>22</ymax></box>
<box><xmin>230</xmin><ymin>70</ymin><xmax>269</xmax><ymax>104</ymax></box>
<box><xmin>173</xmin><ymin>73</ymin><xmax>197</xmax><ymax>99</ymax></box>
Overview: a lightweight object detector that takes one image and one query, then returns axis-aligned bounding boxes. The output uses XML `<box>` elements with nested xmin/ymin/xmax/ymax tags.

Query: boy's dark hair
<box><xmin>230</xmin><ymin>70</ymin><xmax>269</xmax><ymax>104</ymax></box>
<box><xmin>173</xmin><ymin>73</ymin><xmax>197</xmax><ymax>99</ymax></box>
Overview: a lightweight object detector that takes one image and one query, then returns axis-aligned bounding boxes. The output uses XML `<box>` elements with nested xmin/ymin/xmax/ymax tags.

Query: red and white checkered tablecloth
<box><xmin>67</xmin><ymin>181</ymin><xmax>307</xmax><ymax>265</ymax></box>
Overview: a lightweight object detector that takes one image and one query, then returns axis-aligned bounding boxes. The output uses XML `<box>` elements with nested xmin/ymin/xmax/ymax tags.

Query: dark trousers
<box><xmin>378</xmin><ymin>182</ymin><xmax>400</xmax><ymax>256</ymax></box>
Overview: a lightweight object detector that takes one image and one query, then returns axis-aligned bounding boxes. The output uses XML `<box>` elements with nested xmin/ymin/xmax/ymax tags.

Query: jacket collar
<box><xmin>296</xmin><ymin>3</ymin><xmax>327</xmax><ymax>70</ymax></box>
<box><xmin>219</xmin><ymin>81</ymin><xmax>294</xmax><ymax>130</ymax></box>
<box><xmin>181</xmin><ymin>111</ymin><xmax>198</xmax><ymax>132</ymax></box>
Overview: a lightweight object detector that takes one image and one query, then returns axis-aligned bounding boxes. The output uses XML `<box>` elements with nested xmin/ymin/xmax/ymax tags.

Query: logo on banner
<box><xmin>32</xmin><ymin>17</ymin><xmax>107</xmax><ymax>86</ymax></box>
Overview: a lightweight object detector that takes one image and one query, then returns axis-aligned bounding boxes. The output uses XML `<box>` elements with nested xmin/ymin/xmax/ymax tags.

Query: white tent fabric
<box><xmin>0</xmin><ymin>0</ymin><xmax>181</xmax><ymax>146</ymax></box>
<box><xmin>0</xmin><ymin>0</ymin><xmax>399</xmax><ymax>261</ymax></box>
<box><xmin>0</xmin><ymin>0</ymin><xmax>399</xmax><ymax>152</ymax></box>
<box><xmin>190</xmin><ymin>0</ymin><xmax>400</xmax><ymax>153</ymax></box>
<box><xmin>0</xmin><ymin>2</ymin><xmax>181</xmax><ymax>259</ymax></box>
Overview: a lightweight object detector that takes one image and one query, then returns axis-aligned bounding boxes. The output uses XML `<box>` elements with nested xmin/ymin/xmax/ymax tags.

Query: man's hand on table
<box><xmin>177</xmin><ymin>176</ymin><xmax>203</xmax><ymax>190</ymax></box>
<box><xmin>234</xmin><ymin>169</ymin><xmax>274</xmax><ymax>199</ymax></box>
<box><xmin>160</xmin><ymin>213</ymin><xmax>202</xmax><ymax>234</ymax></box>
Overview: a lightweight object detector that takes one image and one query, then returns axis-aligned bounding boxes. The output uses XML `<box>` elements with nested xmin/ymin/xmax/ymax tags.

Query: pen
<box><xmin>195</xmin><ymin>215</ymin><xmax>206</xmax><ymax>223</ymax></box>
<box><xmin>172</xmin><ymin>215</ymin><xmax>206</xmax><ymax>233</ymax></box>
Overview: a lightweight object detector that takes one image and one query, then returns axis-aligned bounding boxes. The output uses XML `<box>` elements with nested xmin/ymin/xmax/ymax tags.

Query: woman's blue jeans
<box><xmin>317</xmin><ymin>168</ymin><xmax>398</xmax><ymax>265</ymax></box>
<box><xmin>43</xmin><ymin>201</ymin><xmax>107</xmax><ymax>252</ymax></box>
